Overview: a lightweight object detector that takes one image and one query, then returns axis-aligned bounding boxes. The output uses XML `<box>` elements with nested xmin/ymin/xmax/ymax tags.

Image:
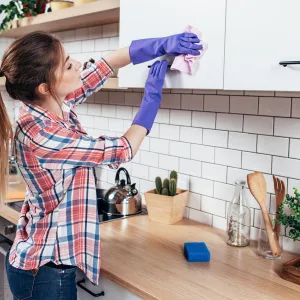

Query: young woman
<box><xmin>0</xmin><ymin>30</ymin><xmax>202</xmax><ymax>299</ymax></box>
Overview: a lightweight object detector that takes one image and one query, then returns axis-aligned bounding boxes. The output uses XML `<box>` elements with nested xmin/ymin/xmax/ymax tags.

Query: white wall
<box><xmin>1</xmin><ymin>23</ymin><xmax>300</xmax><ymax>255</ymax></box>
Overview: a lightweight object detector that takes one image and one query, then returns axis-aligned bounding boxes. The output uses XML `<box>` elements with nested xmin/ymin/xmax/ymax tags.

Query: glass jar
<box><xmin>257</xmin><ymin>213</ymin><xmax>283</xmax><ymax>259</ymax></box>
<box><xmin>226</xmin><ymin>180</ymin><xmax>251</xmax><ymax>247</ymax></box>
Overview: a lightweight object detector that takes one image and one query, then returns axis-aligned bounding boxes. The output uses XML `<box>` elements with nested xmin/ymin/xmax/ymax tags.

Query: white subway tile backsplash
<box><xmin>202</xmin><ymin>163</ymin><xmax>227</xmax><ymax>183</ymax></box>
<box><xmin>150</xmin><ymin>138</ymin><xmax>169</xmax><ymax>154</ymax></box>
<box><xmin>228</xmin><ymin>132</ymin><xmax>257</xmax><ymax>152</ymax></box>
<box><xmin>109</xmin><ymin>37</ymin><xmax>119</xmax><ymax>50</ymax></box>
<box><xmin>108</xmin><ymin>118</ymin><xmax>123</xmax><ymax>132</ymax></box>
<box><xmin>179</xmin><ymin>158</ymin><xmax>201</xmax><ymax>177</ymax></box>
<box><xmin>201</xmin><ymin>196</ymin><xmax>226</xmax><ymax>217</ymax></box>
<box><xmin>257</xmin><ymin>135</ymin><xmax>289</xmax><ymax>157</ymax></box>
<box><xmin>273</xmin><ymin>157</ymin><xmax>300</xmax><ymax>180</ymax></box>
<box><xmin>230</xmin><ymin>96</ymin><xmax>258</xmax><ymax>115</ymax></box>
<box><xmin>191</xmin><ymin>144</ymin><xmax>214</xmax><ymax>163</ymax></box>
<box><xmin>187</xmin><ymin>193</ymin><xmax>201</xmax><ymax>210</ymax></box>
<box><xmin>274</xmin><ymin>118</ymin><xmax>300</xmax><ymax>138</ymax></box>
<box><xmin>203</xmin><ymin>129</ymin><xmax>228</xmax><ymax>148</ymax></box>
<box><xmin>149</xmin><ymin>123</ymin><xmax>160</xmax><ymax>138</ymax></box>
<box><xmin>244</xmin><ymin>115</ymin><xmax>273</xmax><ymax>135</ymax></box>
<box><xmin>170</xmin><ymin>110</ymin><xmax>191</xmax><ymax>126</ymax></box>
<box><xmin>288</xmin><ymin>178</ymin><xmax>300</xmax><ymax>195</ymax></box>
<box><xmin>190</xmin><ymin>176</ymin><xmax>214</xmax><ymax>196</ymax></box>
<box><xmin>155</xmin><ymin>109</ymin><xmax>170</xmax><ymax>124</ymax></box>
<box><xmin>87</xmin><ymin>104</ymin><xmax>101</xmax><ymax>116</ymax></box>
<box><xmin>214</xmin><ymin>182</ymin><xmax>235</xmax><ymax>202</ymax></box>
<box><xmin>213</xmin><ymin>215</ymin><xmax>227</xmax><ymax>231</ymax></box>
<box><xmin>169</xmin><ymin>141</ymin><xmax>190</xmax><ymax>158</ymax></box>
<box><xmin>140</xmin><ymin>138</ymin><xmax>150</xmax><ymax>151</ymax></box>
<box><xmin>242</xmin><ymin>152</ymin><xmax>271</xmax><ymax>173</ymax></box>
<box><xmin>192</xmin><ymin>111</ymin><xmax>216</xmax><ymax>129</ymax></box>
<box><xmin>290</xmin><ymin>139</ymin><xmax>300</xmax><ymax>159</ymax></box>
<box><xmin>102</xmin><ymin>105</ymin><xmax>116</xmax><ymax>117</ymax></box>
<box><xmin>94</xmin><ymin>117</ymin><xmax>109</xmax><ymax>130</ymax></box>
<box><xmin>259</xmin><ymin>97</ymin><xmax>291</xmax><ymax>117</ymax></box>
<box><xmin>82</xmin><ymin>40</ymin><xmax>95</xmax><ymax>52</ymax></box>
<box><xmin>204</xmin><ymin>95</ymin><xmax>229</xmax><ymax>113</ymax></box>
<box><xmin>215</xmin><ymin>148</ymin><xmax>241</xmax><ymax>168</ymax></box>
<box><xmin>161</xmin><ymin>94</ymin><xmax>181</xmax><ymax>109</ymax></box>
<box><xmin>95</xmin><ymin>38</ymin><xmax>109</xmax><ymax>51</ymax></box>
<box><xmin>132</xmin><ymin>163</ymin><xmax>149</xmax><ymax>180</ymax></box>
<box><xmin>116</xmin><ymin>106</ymin><xmax>133</xmax><ymax>120</ymax></box>
<box><xmin>181</xmin><ymin>94</ymin><xmax>204</xmax><ymax>111</ymax></box>
<box><xmin>180</xmin><ymin>126</ymin><xmax>202</xmax><ymax>144</ymax></box>
<box><xmin>76</xmin><ymin>28</ymin><xmax>89</xmax><ymax>40</ymax></box>
<box><xmin>216</xmin><ymin>113</ymin><xmax>243</xmax><ymax>132</ymax></box>
<box><xmin>158</xmin><ymin>154</ymin><xmax>179</xmax><ymax>171</ymax></box>
<box><xmin>140</xmin><ymin>151</ymin><xmax>159</xmax><ymax>167</ymax></box>
<box><xmin>149</xmin><ymin>167</ymin><xmax>168</xmax><ymax>183</ymax></box>
<box><xmin>159</xmin><ymin>124</ymin><xmax>180</xmax><ymax>141</ymax></box>
<box><xmin>227</xmin><ymin>167</ymin><xmax>251</xmax><ymax>186</ymax></box>
<box><xmin>189</xmin><ymin>209</ymin><xmax>213</xmax><ymax>226</ymax></box>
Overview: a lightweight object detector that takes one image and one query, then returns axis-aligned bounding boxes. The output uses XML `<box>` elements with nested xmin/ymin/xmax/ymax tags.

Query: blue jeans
<box><xmin>6</xmin><ymin>251</ymin><xmax>77</xmax><ymax>300</ymax></box>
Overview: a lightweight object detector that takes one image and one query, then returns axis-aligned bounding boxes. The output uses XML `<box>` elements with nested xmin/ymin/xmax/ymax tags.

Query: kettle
<box><xmin>102</xmin><ymin>168</ymin><xmax>142</xmax><ymax>216</ymax></box>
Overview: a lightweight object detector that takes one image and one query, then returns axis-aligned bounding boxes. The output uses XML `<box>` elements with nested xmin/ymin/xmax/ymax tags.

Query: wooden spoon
<box><xmin>247</xmin><ymin>172</ymin><xmax>280</xmax><ymax>256</ymax></box>
<box><xmin>273</xmin><ymin>175</ymin><xmax>286</xmax><ymax>239</ymax></box>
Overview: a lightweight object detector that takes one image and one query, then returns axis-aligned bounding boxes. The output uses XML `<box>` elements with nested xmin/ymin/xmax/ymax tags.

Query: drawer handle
<box><xmin>279</xmin><ymin>61</ymin><xmax>300</xmax><ymax>67</ymax></box>
<box><xmin>76</xmin><ymin>278</ymin><xmax>105</xmax><ymax>297</ymax></box>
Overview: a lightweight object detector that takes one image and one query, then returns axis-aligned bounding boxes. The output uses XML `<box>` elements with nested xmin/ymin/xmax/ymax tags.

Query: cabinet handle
<box><xmin>279</xmin><ymin>61</ymin><xmax>300</xmax><ymax>67</ymax></box>
<box><xmin>76</xmin><ymin>278</ymin><xmax>105</xmax><ymax>297</ymax></box>
<box><xmin>147</xmin><ymin>64</ymin><xmax>172</xmax><ymax>68</ymax></box>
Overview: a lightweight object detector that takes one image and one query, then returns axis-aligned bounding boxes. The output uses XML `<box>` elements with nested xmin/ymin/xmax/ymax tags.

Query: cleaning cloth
<box><xmin>184</xmin><ymin>242</ymin><xmax>210</xmax><ymax>262</ymax></box>
<box><xmin>171</xmin><ymin>25</ymin><xmax>208</xmax><ymax>75</ymax></box>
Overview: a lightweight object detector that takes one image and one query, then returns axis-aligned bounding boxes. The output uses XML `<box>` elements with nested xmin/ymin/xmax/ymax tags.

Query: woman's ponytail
<box><xmin>0</xmin><ymin>93</ymin><xmax>12</xmax><ymax>204</ymax></box>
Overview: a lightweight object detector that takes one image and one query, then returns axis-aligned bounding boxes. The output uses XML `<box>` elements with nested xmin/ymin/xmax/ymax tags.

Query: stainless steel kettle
<box><xmin>102</xmin><ymin>168</ymin><xmax>142</xmax><ymax>216</ymax></box>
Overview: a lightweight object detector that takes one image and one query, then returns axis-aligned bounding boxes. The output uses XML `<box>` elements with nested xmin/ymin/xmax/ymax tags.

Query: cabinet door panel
<box><xmin>119</xmin><ymin>0</ymin><xmax>226</xmax><ymax>89</ymax></box>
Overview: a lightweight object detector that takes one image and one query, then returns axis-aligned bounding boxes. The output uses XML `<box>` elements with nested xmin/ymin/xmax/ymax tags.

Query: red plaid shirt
<box><xmin>8</xmin><ymin>59</ymin><xmax>132</xmax><ymax>285</ymax></box>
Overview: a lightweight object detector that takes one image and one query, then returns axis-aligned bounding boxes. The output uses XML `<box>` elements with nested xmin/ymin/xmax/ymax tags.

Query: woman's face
<box><xmin>55</xmin><ymin>48</ymin><xmax>83</xmax><ymax>98</ymax></box>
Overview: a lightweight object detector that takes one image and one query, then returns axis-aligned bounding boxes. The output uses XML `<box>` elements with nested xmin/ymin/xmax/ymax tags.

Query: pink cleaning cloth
<box><xmin>170</xmin><ymin>25</ymin><xmax>208</xmax><ymax>75</ymax></box>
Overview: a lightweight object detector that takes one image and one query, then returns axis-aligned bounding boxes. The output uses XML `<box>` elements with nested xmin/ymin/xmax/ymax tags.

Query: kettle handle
<box><xmin>115</xmin><ymin>167</ymin><xmax>131</xmax><ymax>186</ymax></box>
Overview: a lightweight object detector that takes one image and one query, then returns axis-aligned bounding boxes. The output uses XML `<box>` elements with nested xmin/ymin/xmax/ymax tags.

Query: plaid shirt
<box><xmin>8</xmin><ymin>59</ymin><xmax>132</xmax><ymax>285</ymax></box>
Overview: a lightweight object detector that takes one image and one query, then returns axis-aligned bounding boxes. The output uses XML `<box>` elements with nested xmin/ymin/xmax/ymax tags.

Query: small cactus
<box><xmin>169</xmin><ymin>178</ymin><xmax>177</xmax><ymax>196</ymax></box>
<box><xmin>163</xmin><ymin>178</ymin><xmax>170</xmax><ymax>191</ymax></box>
<box><xmin>155</xmin><ymin>176</ymin><xmax>162</xmax><ymax>194</ymax></box>
<box><xmin>170</xmin><ymin>170</ymin><xmax>178</xmax><ymax>181</ymax></box>
<box><xmin>162</xmin><ymin>188</ymin><xmax>169</xmax><ymax>196</ymax></box>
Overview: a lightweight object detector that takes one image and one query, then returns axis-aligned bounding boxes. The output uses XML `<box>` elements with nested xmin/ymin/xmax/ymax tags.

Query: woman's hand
<box><xmin>129</xmin><ymin>32</ymin><xmax>202</xmax><ymax>65</ymax></box>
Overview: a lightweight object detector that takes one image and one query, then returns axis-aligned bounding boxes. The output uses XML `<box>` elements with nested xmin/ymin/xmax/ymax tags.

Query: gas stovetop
<box><xmin>7</xmin><ymin>188</ymin><xmax>147</xmax><ymax>224</ymax></box>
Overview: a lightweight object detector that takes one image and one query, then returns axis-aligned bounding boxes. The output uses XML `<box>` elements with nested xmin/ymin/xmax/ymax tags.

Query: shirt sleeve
<box><xmin>29</xmin><ymin>121</ymin><xmax>132</xmax><ymax>170</ymax></box>
<box><xmin>64</xmin><ymin>58</ymin><xmax>113</xmax><ymax>109</ymax></box>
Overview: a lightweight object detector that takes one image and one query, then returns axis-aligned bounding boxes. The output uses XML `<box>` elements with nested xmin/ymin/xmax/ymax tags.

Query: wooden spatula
<box><xmin>247</xmin><ymin>172</ymin><xmax>280</xmax><ymax>256</ymax></box>
<box><xmin>273</xmin><ymin>175</ymin><xmax>286</xmax><ymax>239</ymax></box>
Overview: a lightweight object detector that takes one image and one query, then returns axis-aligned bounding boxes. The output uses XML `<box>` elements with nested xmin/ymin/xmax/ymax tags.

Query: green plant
<box><xmin>0</xmin><ymin>0</ymin><xmax>46</xmax><ymax>31</ymax></box>
<box><xmin>155</xmin><ymin>176</ymin><xmax>162</xmax><ymax>195</ymax></box>
<box><xmin>154</xmin><ymin>171</ymin><xmax>178</xmax><ymax>196</ymax></box>
<box><xmin>276</xmin><ymin>187</ymin><xmax>300</xmax><ymax>241</ymax></box>
<box><xmin>169</xmin><ymin>178</ymin><xmax>177</xmax><ymax>196</ymax></box>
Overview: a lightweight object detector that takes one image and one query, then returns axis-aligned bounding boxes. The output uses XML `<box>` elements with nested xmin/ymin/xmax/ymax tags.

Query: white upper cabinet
<box><xmin>225</xmin><ymin>0</ymin><xmax>300</xmax><ymax>91</ymax></box>
<box><xmin>119</xmin><ymin>0</ymin><xmax>226</xmax><ymax>89</ymax></box>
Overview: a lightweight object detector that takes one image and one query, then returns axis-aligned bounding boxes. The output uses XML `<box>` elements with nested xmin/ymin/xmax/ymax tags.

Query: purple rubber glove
<box><xmin>132</xmin><ymin>60</ymin><xmax>168</xmax><ymax>134</ymax></box>
<box><xmin>129</xmin><ymin>32</ymin><xmax>202</xmax><ymax>65</ymax></box>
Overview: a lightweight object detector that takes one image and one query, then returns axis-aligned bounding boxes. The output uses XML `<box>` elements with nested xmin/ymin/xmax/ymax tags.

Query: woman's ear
<box><xmin>37</xmin><ymin>83</ymin><xmax>50</xmax><ymax>96</ymax></box>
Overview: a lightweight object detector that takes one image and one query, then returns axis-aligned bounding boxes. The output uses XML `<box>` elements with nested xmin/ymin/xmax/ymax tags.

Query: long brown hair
<box><xmin>0</xmin><ymin>31</ymin><xmax>64</xmax><ymax>202</ymax></box>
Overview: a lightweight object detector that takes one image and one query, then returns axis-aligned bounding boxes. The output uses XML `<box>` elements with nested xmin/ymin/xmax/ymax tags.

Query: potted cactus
<box><xmin>144</xmin><ymin>170</ymin><xmax>189</xmax><ymax>224</ymax></box>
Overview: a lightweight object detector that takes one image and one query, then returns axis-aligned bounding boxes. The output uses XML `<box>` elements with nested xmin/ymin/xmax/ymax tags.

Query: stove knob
<box><xmin>4</xmin><ymin>225</ymin><xmax>16</xmax><ymax>235</ymax></box>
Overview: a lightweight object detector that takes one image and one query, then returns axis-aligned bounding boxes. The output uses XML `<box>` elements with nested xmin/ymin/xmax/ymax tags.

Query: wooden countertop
<box><xmin>100</xmin><ymin>215</ymin><xmax>300</xmax><ymax>300</ymax></box>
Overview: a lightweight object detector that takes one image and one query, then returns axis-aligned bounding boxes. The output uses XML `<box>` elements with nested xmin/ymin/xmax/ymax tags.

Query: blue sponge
<box><xmin>184</xmin><ymin>242</ymin><xmax>210</xmax><ymax>262</ymax></box>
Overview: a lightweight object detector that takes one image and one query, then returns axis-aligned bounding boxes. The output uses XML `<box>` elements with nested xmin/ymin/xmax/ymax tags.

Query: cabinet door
<box><xmin>119</xmin><ymin>0</ymin><xmax>226</xmax><ymax>89</ymax></box>
<box><xmin>225</xmin><ymin>0</ymin><xmax>300</xmax><ymax>91</ymax></box>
